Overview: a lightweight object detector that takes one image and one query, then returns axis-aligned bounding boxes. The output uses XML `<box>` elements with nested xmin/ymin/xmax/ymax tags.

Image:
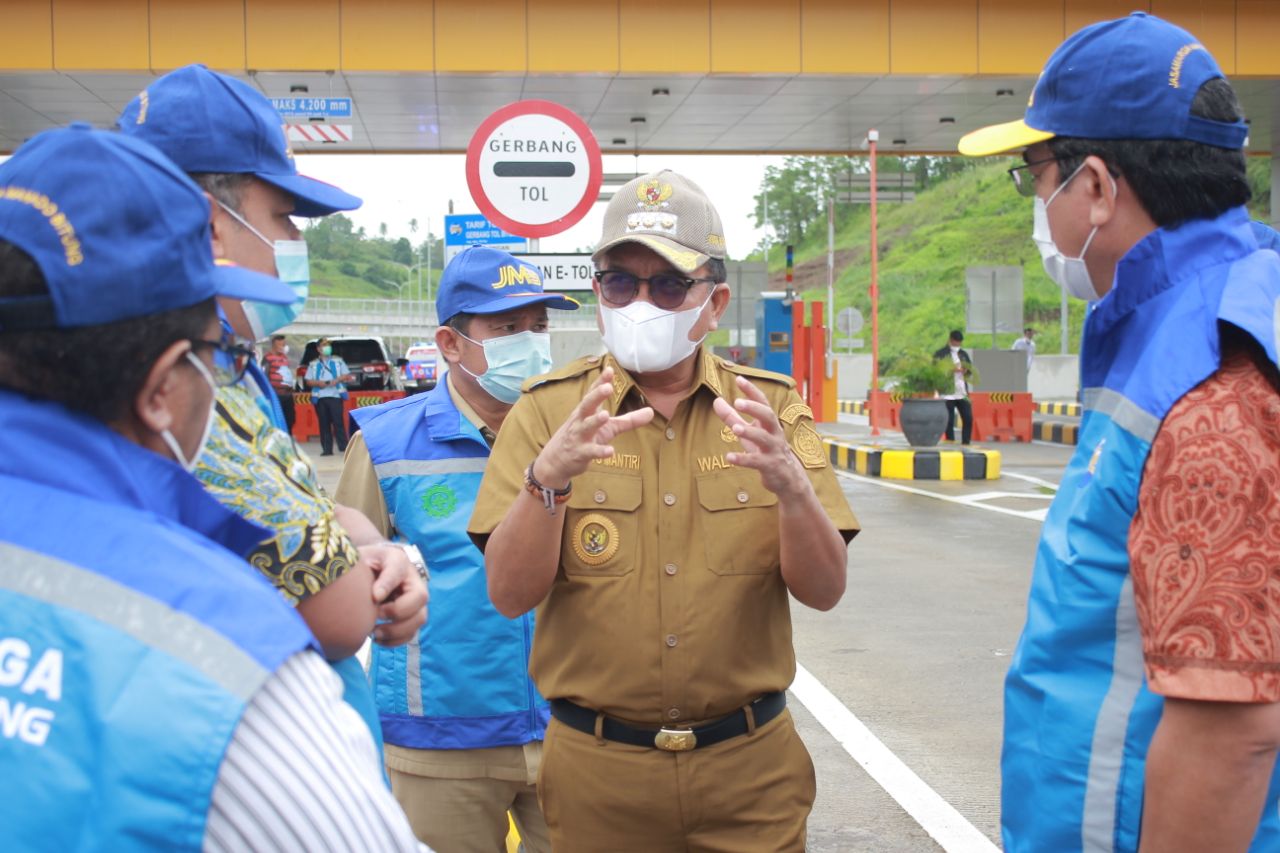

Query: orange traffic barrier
<box><xmin>291</xmin><ymin>390</ymin><xmax>406</xmax><ymax>443</ymax></box>
<box><xmin>292</xmin><ymin>392</ymin><xmax>318</xmax><ymax>442</ymax></box>
<box><xmin>868</xmin><ymin>390</ymin><xmax>905</xmax><ymax>433</ymax></box>
<box><xmin>969</xmin><ymin>392</ymin><xmax>1033</xmax><ymax>442</ymax></box>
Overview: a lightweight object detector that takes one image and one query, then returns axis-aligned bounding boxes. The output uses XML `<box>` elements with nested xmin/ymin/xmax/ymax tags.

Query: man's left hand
<box><xmin>713</xmin><ymin>376</ymin><xmax>810</xmax><ymax>500</ymax></box>
<box><xmin>359</xmin><ymin>543</ymin><xmax>428</xmax><ymax>646</ymax></box>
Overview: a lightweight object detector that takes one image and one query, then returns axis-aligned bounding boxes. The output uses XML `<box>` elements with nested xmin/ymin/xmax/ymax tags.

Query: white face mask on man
<box><xmin>158</xmin><ymin>352</ymin><xmax>218</xmax><ymax>472</ymax></box>
<box><xmin>1031</xmin><ymin>161</ymin><xmax>1117</xmax><ymax>302</ymax></box>
<box><xmin>600</xmin><ymin>289</ymin><xmax>715</xmax><ymax>374</ymax></box>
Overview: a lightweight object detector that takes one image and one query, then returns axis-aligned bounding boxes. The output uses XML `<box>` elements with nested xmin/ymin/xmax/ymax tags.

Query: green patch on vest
<box><xmin>421</xmin><ymin>484</ymin><xmax>458</xmax><ymax>519</ymax></box>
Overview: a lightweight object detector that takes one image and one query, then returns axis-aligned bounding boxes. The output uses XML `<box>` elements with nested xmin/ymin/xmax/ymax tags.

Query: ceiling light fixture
<box><xmin>652</xmin><ymin>87</ymin><xmax>670</xmax><ymax>97</ymax></box>
<box><xmin>939</xmin><ymin>117</ymin><xmax>955</xmax><ymax>124</ymax></box>
<box><xmin>996</xmin><ymin>88</ymin><xmax>1015</xmax><ymax>97</ymax></box>
<box><xmin>612</xmin><ymin>137</ymin><xmax>627</xmax><ymax>145</ymax></box>
<box><xmin>290</xmin><ymin>84</ymin><xmax>309</xmax><ymax>93</ymax></box>
<box><xmin>630</xmin><ymin>116</ymin><xmax>646</xmax><ymax>124</ymax></box>
<box><xmin>892</xmin><ymin>138</ymin><xmax>907</xmax><ymax>145</ymax></box>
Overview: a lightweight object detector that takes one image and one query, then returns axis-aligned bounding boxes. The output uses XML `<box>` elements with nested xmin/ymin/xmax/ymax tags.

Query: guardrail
<box><xmin>285</xmin><ymin>297</ymin><xmax>601</xmax><ymax>334</ymax></box>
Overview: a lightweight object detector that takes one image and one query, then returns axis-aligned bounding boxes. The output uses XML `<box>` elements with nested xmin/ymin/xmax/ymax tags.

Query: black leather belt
<box><xmin>549</xmin><ymin>692</ymin><xmax>786</xmax><ymax>752</ymax></box>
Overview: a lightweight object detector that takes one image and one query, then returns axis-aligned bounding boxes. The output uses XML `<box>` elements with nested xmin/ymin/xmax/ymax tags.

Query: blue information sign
<box><xmin>444</xmin><ymin>214</ymin><xmax>528</xmax><ymax>250</ymax></box>
<box><xmin>270</xmin><ymin>97</ymin><xmax>352</xmax><ymax>118</ymax></box>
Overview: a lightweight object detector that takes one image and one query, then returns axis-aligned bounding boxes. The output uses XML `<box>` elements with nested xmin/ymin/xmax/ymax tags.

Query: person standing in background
<box><xmin>263</xmin><ymin>333</ymin><xmax>296</xmax><ymax>433</ymax></box>
<box><xmin>1011</xmin><ymin>327</ymin><xmax>1036</xmax><ymax>371</ymax></box>
<box><xmin>933</xmin><ymin>330</ymin><xmax>975</xmax><ymax>444</ymax></box>
<box><xmin>308</xmin><ymin>336</ymin><xmax>356</xmax><ymax>456</ymax></box>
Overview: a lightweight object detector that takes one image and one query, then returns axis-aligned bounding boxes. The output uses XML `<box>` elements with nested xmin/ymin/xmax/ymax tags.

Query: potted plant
<box><xmin>885</xmin><ymin>354</ymin><xmax>955</xmax><ymax>447</ymax></box>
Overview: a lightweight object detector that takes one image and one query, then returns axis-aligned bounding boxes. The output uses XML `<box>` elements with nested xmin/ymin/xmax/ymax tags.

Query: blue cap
<box><xmin>117</xmin><ymin>64</ymin><xmax>362</xmax><ymax>217</ymax></box>
<box><xmin>959</xmin><ymin>13</ymin><xmax>1248</xmax><ymax>156</ymax></box>
<box><xmin>436</xmin><ymin>246</ymin><xmax>579</xmax><ymax>326</ymax></box>
<box><xmin>0</xmin><ymin>124</ymin><xmax>296</xmax><ymax>331</ymax></box>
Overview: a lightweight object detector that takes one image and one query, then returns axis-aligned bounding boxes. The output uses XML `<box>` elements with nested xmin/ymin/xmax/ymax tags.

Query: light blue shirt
<box><xmin>306</xmin><ymin>356</ymin><xmax>350</xmax><ymax>399</ymax></box>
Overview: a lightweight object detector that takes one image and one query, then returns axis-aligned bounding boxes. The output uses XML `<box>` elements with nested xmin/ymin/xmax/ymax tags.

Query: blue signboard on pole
<box><xmin>444</xmin><ymin>214</ymin><xmax>528</xmax><ymax>261</ymax></box>
<box><xmin>270</xmin><ymin>97</ymin><xmax>353</xmax><ymax>118</ymax></box>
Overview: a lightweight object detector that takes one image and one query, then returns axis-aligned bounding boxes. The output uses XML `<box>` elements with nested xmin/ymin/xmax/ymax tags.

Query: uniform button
<box><xmin>668</xmin><ymin>708</ymin><xmax>681</xmax><ymax>720</ymax></box>
<box><xmin>665</xmin><ymin>427</ymin><xmax>676</xmax><ymax>440</ymax></box>
<box><xmin>587</xmin><ymin>355</ymin><xmax>600</xmax><ymax>364</ymax></box>
<box><xmin>736</xmin><ymin>490</ymin><xmax>749</xmax><ymax>503</ymax></box>
<box><xmin>663</xmin><ymin>493</ymin><xmax>676</xmax><ymax>506</ymax></box>
<box><xmin>593</xmin><ymin>489</ymin><xmax>607</xmax><ymax>503</ymax></box>
<box><xmin>665</xmin><ymin>634</ymin><xmax>678</xmax><ymax>647</ymax></box>
<box><xmin>664</xmin><ymin>563</ymin><xmax>678</xmax><ymax>576</ymax></box>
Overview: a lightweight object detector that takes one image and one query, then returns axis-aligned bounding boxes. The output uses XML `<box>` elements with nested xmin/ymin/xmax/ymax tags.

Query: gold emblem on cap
<box><xmin>636</xmin><ymin>179</ymin><xmax>673</xmax><ymax>211</ymax></box>
<box><xmin>779</xmin><ymin>403</ymin><xmax>814</xmax><ymax>425</ymax></box>
<box><xmin>572</xmin><ymin>514</ymin><xmax>620</xmax><ymax>566</ymax></box>
<box><xmin>791</xmin><ymin>422</ymin><xmax>827</xmax><ymax>469</ymax></box>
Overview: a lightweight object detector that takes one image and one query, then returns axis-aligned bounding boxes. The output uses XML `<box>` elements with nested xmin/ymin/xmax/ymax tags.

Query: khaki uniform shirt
<box><xmin>469</xmin><ymin>349</ymin><xmax>859</xmax><ymax>725</ymax></box>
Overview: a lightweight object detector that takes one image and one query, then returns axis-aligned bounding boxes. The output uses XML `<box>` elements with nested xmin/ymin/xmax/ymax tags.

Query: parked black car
<box><xmin>297</xmin><ymin>336</ymin><xmax>403</xmax><ymax>392</ymax></box>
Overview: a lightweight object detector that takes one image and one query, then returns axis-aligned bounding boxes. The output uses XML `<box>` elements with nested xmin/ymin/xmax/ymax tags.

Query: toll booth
<box><xmin>755</xmin><ymin>294</ymin><xmax>792</xmax><ymax>375</ymax></box>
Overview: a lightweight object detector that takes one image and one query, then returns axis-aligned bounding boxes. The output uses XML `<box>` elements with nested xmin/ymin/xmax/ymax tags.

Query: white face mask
<box><xmin>600</xmin><ymin>289</ymin><xmax>715</xmax><ymax>374</ymax></box>
<box><xmin>456</xmin><ymin>329</ymin><xmax>553</xmax><ymax>404</ymax></box>
<box><xmin>1031</xmin><ymin>162</ymin><xmax>1115</xmax><ymax>302</ymax></box>
<box><xmin>159</xmin><ymin>352</ymin><xmax>218</xmax><ymax>472</ymax></box>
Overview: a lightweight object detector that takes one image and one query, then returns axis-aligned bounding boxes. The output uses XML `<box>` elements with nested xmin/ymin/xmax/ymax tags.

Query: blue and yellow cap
<box><xmin>436</xmin><ymin>246</ymin><xmax>579</xmax><ymax>326</ymax></box>
<box><xmin>0</xmin><ymin>124</ymin><xmax>295</xmax><ymax>331</ymax></box>
<box><xmin>959</xmin><ymin>12</ymin><xmax>1248</xmax><ymax>156</ymax></box>
<box><xmin>118</xmin><ymin>64</ymin><xmax>361</xmax><ymax>217</ymax></box>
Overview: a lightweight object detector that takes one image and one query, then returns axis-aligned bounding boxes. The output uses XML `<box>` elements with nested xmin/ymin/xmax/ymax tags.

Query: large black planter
<box><xmin>900</xmin><ymin>397</ymin><xmax>950</xmax><ymax>447</ymax></box>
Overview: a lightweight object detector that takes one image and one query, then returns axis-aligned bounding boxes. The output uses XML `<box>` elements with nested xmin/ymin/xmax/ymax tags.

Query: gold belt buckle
<box><xmin>654</xmin><ymin>727</ymin><xmax>697</xmax><ymax>752</ymax></box>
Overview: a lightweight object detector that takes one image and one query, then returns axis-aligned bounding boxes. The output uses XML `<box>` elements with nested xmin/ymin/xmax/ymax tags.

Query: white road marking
<box><xmin>1001</xmin><ymin>470</ymin><xmax>1061</xmax><ymax>491</ymax></box>
<box><xmin>790</xmin><ymin>664</ymin><xmax>1000</xmax><ymax>852</ymax></box>
<box><xmin>834</xmin><ymin>469</ymin><xmax>1047</xmax><ymax>522</ymax></box>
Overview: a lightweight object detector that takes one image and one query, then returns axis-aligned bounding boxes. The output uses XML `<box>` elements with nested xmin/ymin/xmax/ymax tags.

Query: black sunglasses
<box><xmin>594</xmin><ymin>269</ymin><xmax>718</xmax><ymax>311</ymax></box>
<box><xmin>188</xmin><ymin>336</ymin><xmax>255</xmax><ymax>387</ymax></box>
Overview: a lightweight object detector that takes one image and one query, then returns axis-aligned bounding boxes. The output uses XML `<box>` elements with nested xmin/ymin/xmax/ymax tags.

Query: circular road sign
<box><xmin>836</xmin><ymin>307</ymin><xmax>864</xmax><ymax>335</ymax></box>
<box><xmin>466</xmin><ymin>100</ymin><xmax>603</xmax><ymax>240</ymax></box>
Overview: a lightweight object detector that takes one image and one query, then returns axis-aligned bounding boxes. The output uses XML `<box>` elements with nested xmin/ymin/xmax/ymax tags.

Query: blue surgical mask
<box><xmin>457</xmin><ymin>330</ymin><xmax>553</xmax><ymax>404</ymax></box>
<box><xmin>216</xmin><ymin>200</ymin><xmax>310</xmax><ymax>339</ymax></box>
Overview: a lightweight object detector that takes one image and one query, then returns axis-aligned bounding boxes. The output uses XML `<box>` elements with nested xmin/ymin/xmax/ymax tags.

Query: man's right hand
<box><xmin>532</xmin><ymin>367</ymin><xmax>654</xmax><ymax>488</ymax></box>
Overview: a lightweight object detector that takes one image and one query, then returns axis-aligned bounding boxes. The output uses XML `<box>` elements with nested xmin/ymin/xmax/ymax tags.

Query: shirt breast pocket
<box><xmin>561</xmin><ymin>470</ymin><xmax>642</xmax><ymax>578</ymax></box>
<box><xmin>695</xmin><ymin>470</ymin><xmax>780</xmax><ymax>575</ymax></box>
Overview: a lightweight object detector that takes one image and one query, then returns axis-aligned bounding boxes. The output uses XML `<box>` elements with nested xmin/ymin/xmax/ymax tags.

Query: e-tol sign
<box><xmin>466</xmin><ymin>100</ymin><xmax>602</xmax><ymax>239</ymax></box>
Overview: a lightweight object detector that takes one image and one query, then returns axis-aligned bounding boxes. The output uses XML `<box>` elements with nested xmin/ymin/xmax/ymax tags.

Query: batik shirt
<box><xmin>195</xmin><ymin>378</ymin><xmax>357</xmax><ymax>605</ymax></box>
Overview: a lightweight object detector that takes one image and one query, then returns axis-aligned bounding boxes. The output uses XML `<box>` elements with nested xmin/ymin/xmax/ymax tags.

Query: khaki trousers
<box><xmin>385</xmin><ymin>742</ymin><xmax>551</xmax><ymax>853</ymax></box>
<box><xmin>537</xmin><ymin>709</ymin><xmax>815</xmax><ymax>853</ymax></box>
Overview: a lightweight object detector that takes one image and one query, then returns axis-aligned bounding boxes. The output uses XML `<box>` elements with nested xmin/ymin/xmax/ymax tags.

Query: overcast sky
<box><xmin>295</xmin><ymin>153</ymin><xmax>788</xmax><ymax>259</ymax></box>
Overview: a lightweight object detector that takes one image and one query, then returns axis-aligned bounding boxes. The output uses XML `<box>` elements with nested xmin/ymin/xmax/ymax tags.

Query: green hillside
<box><xmin>767</xmin><ymin>156</ymin><xmax>1271</xmax><ymax>366</ymax></box>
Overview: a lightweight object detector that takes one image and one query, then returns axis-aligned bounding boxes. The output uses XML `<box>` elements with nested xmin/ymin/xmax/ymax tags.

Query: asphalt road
<box><xmin>308</xmin><ymin>424</ymin><xmax>1077</xmax><ymax>852</ymax></box>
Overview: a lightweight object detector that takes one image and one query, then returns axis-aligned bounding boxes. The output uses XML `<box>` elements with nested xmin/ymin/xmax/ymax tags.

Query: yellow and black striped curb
<box><xmin>1033</xmin><ymin>420</ymin><xmax>1079</xmax><ymax>446</ymax></box>
<box><xmin>822</xmin><ymin>438</ymin><xmax>1000</xmax><ymax>481</ymax></box>
<box><xmin>1035</xmin><ymin>401</ymin><xmax>1081</xmax><ymax>416</ymax></box>
<box><xmin>838</xmin><ymin>399</ymin><xmax>868</xmax><ymax>415</ymax></box>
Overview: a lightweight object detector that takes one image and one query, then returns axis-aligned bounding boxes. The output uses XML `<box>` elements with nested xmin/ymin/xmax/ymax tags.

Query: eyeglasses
<box><xmin>594</xmin><ymin>270</ymin><xmax>718</xmax><ymax>311</ymax></box>
<box><xmin>1007</xmin><ymin>156</ymin><xmax>1059</xmax><ymax>197</ymax></box>
<box><xmin>188</xmin><ymin>336</ymin><xmax>255</xmax><ymax>387</ymax></box>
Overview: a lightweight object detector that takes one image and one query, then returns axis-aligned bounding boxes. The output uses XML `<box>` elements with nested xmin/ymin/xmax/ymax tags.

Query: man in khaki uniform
<box><xmin>469</xmin><ymin>170</ymin><xmax>859</xmax><ymax>852</ymax></box>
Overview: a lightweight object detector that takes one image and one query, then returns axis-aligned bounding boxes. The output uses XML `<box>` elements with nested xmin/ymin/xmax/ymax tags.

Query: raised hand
<box><xmin>713</xmin><ymin>376</ymin><xmax>809</xmax><ymax>499</ymax></box>
<box><xmin>533</xmin><ymin>366</ymin><xmax>654</xmax><ymax>488</ymax></box>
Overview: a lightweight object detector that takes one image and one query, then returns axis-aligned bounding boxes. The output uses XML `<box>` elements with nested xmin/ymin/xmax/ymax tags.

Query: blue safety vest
<box><xmin>352</xmin><ymin>378</ymin><xmax>549</xmax><ymax>750</ymax></box>
<box><xmin>1003</xmin><ymin>207</ymin><xmax>1280</xmax><ymax>852</ymax></box>
<box><xmin>0</xmin><ymin>391</ymin><xmax>315</xmax><ymax>850</ymax></box>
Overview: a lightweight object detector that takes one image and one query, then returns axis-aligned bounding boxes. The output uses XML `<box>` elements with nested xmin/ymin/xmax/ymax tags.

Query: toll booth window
<box><xmin>769</xmin><ymin>332</ymin><xmax>790</xmax><ymax>352</ymax></box>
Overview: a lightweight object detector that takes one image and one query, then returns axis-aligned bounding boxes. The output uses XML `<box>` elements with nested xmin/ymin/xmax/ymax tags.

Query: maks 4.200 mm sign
<box><xmin>466</xmin><ymin>100</ymin><xmax>603</xmax><ymax>239</ymax></box>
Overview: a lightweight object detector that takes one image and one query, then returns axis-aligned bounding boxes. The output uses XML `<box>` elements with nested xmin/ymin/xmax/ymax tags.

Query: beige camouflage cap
<box><xmin>592</xmin><ymin>170</ymin><xmax>727</xmax><ymax>273</ymax></box>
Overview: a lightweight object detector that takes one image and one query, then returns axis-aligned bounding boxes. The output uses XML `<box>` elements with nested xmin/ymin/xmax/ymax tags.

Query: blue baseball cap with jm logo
<box><xmin>436</xmin><ymin>245</ymin><xmax>579</xmax><ymax>326</ymax></box>
<box><xmin>0</xmin><ymin>124</ymin><xmax>296</xmax><ymax>331</ymax></box>
<box><xmin>118</xmin><ymin>64</ymin><xmax>361</xmax><ymax>217</ymax></box>
<box><xmin>959</xmin><ymin>12</ymin><xmax>1248</xmax><ymax>156</ymax></box>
